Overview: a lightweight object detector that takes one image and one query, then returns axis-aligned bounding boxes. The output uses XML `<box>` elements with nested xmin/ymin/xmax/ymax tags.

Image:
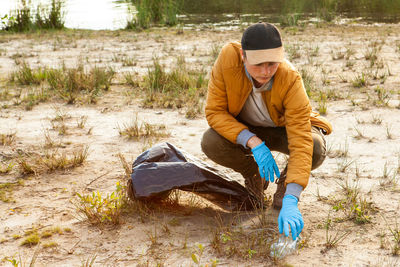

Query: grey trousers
<box><xmin>201</xmin><ymin>125</ymin><xmax>327</xmax><ymax>182</ymax></box>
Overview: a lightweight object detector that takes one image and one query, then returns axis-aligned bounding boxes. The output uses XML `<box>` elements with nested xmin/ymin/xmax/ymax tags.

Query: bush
<box><xmin>3</xmin><ymin>0</ymin><xmax>65</xmax><ymax>32</ymax></box>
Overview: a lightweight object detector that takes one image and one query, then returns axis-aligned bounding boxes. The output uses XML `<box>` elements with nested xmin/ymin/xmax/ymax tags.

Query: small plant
<box><xmin>0</xmin><ymin>181</ymin><xmax>18</xmax><ymax>203</ymax></box>
<box><xmin>331</xmin><ymin>49</ymin><xmax>345</xmax><ymax>60</ymax></box>
<box><xmin>379</xmin><ymin>162</ymin><xmax>398</xmax><ymax>188</ymax></box>
<box><xmin>285</xmin><ymin>43</ymin><xmax>301</xmax><ymax>61</ymax></box>
<box><xmin>41</xmin><ymin>146</ymin><xmax>89</xmax><ymax>172</ymax></box>
<box><xmin>352</xmin><ymin>73</ymin><xmax>367</xmax><ymax>88</ymax></box>
<box><xmin>0</xmin><ymin>132</ymin><xmax>16</xmax><ymax>146</ymax></box>
<box><xmin>322</xmin><ymin>212</ymin><xmax>350</xmax><ymax>253</ymax></box>
<box><xmin>75</xmin><ymin>181</ymin><xmax>127</xmax><ymax>225</ymax></box>
<box><xmin>317</xmin><ymin>92</ymin><xmax>327</xmax><ymax>115</ymax></box>
<box><xmin>76</xmin><ymin>115</ymin><xmax>88</xmax><ymax>129</ymax></box>
<box><xmin>299</xmin><ymin>67</ymin><xmax>315</xmax><ymax>96</ymax></box>
<box><xmin>333</xmin><ymin>179</ymin><xmax>375</xmax><ymax>224</ymax></box>
<box><xmin>352</xmin><ymin>125</ymin><xmax>366</xmax><ymax>140</ymax></box>
<box><xmin>191</xmin><ymin>243</ymin><xmax>218</xmax><ymax>267</ymax></box>
<box><xmin>21</xmin><ymin>231</ymin><xmax>40</xmax><ymax>247</ymax></box>
<box><xmin>0</xmin><ymin>162</ymin><xmax>14</xmax><ymax>174</ymax></box>
<box><xmin>10</xmin><ymin>61</ymin><xmax>48</xmax><ymax>85</ymax></box>
<box><xmin>371</xmin><ymin>114</ymin><xmax>383</xmax><ymax>125</ymax></box>
<box><xmin>42</xmin><ymin>241</ymin><xmax>58</xmax><ymax>248</ymax></box>
<box><xmin>279</xmin><ymin>13</ymin><xmax>302</xmax><ymax>27</ymax></box>
<box><xmin>336</xmin><ymin>157</ymin><xmax>354</xmax><ymax>173</ymax></box>
<box><xmin>386</xmin><ymin>124</ymin><xmax>394</xmax><ymax>139</ymax></box>
<box><xmin>81</xmin><ymin>254</ymin><xmax>97</xmax><ymax>267</ymax></box>
<box><xmin>329</xmin><ymin>139</ymin><xmax>349</xmax><ymax>158</ymax></box>
<box><xmin>118</xmin><ymin>116</ymin><xmax>169</xmax><ymax>141</ymax></box>
<box><xmin>47</xmin><ymin>64</ymin><xmax>115</xmax><ymax>104</ymax></box>
<box><xmin>374</xmin><ymin>86</ymin><xmax>391</xmax><ymax>106</ymax></box>
<box><xmin>210</xmin><ymin>43</ymin><xmax>222</xmax><ymax>63</ymax></box>
<box><xmin>387</xmin><ymin>220</ymin><xmax>400</xmax><ymax>255</ymax></box>
<box><xmin>141</xmin><ymin>56</ymin><xmax>207</xmax><ymax>116</ymax></box>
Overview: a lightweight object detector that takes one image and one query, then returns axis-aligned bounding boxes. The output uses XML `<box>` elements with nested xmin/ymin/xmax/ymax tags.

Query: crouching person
<box><xmin>201</xmin><ymin>22</ymin><xmax>332</xmax><ymax>240</ymax></box>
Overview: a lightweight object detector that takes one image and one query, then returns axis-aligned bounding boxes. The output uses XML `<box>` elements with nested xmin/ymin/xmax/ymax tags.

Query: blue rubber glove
<box><xmin>278</xmin><ymin>195</ymin><xmax>304</xmax><ymax>240</ymax></box>
<box><xmin>251</xmin><ymin>141</ymin><xmax>280</xmax><ymax>182</ymax></box>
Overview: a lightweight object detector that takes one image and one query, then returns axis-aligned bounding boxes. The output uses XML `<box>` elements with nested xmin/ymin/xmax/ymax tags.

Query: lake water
<box><xmin>1</xmin><ymin>0</ymin><xmax>400</xmax><ymax>30</ymax></box>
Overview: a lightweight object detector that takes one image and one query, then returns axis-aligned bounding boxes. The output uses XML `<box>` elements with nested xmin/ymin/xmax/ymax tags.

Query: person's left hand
<box><xmin>278</xmin><ymin>195</ymin><xmax>304</xmax><ymax>240</ymax></box>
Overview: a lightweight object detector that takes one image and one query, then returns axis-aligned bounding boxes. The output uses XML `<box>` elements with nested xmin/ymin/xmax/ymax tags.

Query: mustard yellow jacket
<box><xmin>205</xmin><ymin>42</ymin><xmax>332</xmax><ymax>189</ymax></box>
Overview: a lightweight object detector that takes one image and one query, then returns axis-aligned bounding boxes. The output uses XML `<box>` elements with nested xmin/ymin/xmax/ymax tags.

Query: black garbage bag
<box><xmin>129</xmin><ymin>142</ymin><xmax>259</xmax><ymax>211</ymax></box>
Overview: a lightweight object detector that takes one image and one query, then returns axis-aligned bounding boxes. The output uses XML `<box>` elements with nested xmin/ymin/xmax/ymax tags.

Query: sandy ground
<box><xmin>0</xmin><ymin>23</ymin><xmax>400</xmax><ymax>266</ymax></box>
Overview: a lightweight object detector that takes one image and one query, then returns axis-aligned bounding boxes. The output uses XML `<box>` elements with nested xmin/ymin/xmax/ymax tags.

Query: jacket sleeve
<box><xmin>283</xmin><ymin>74</ymin><xmax>313</xmax><ymax>189</ymax></box>
<box><xmin>205</xmin><ymin>45</ymin><xmax>248</xmax><ymax>144</ymax></box>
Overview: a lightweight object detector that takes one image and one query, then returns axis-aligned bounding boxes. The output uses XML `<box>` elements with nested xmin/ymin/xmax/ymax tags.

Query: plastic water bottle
<box><xmin>270</xmin><ymin>234</ymin><xmax>300</xmax><ymax>258</ymax></box>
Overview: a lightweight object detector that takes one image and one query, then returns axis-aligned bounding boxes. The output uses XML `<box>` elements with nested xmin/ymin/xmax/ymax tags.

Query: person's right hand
<box><xmin>251</xmin><ymin>141</ymin><xmax>280</xmax><ymax>182</ymax></box>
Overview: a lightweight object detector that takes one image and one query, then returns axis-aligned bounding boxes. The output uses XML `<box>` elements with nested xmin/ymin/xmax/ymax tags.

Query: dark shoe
<box><xmin>245</xmin><ymin>173</ymin><xmax>269</xmax><ymax>204</ymax></box>
<box><xmin>272</xmin><ymin>167</ymin><xmax>287</xmax><ymax>210</ymax></box>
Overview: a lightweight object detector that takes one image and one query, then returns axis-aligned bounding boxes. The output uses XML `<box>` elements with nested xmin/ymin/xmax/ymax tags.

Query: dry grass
<box><xmin>17</xmin><ymin>146</ymin><xmax>89</xmax><ymax>175</ymax></box>
<box><xmin>118</xmin><ymin>116</ymin><xmax>169</xmax><ymax>141</ymax></box>
<box><xmin>0</xmin><ymin>132</ymin><xmax>16</xmax><ymax>146</ymax></box>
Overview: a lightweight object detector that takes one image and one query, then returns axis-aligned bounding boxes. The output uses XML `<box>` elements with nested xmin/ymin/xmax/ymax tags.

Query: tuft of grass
<box><xmin>141</xmin><ymin>56</ymin><xmax>207</xmax><ymax>117</ymax></box>
<box><xmin>321</xmin><ymin>212</ymin><xmax>350</xmax><ymax>253</ymax></box>
<box><xmin>371</xmin><ymin>114</ymin><xmax>383</xmax><ymax>125</ymax></box>
<box><xmin>210</xmin><ymin>43</ymin><xmax>222</xmax><ymax>63</ymax></box>
<box><xmin>21</xmin><ymin>231</ymin><xmax>40</xmax><ymax>247</ymax></box>
<box><xmin>0</xmin><ymin>132</ymin><xmax>16</xmax><ymax>146</ymax></box>
<box><xmin>387</xmin><ymin>220</ymin><xmax>400</xmax><ymax>256</ymax></box>
<box><xmin>210</xmin><ymin>211</ymin><xmax>277</xmax><ymax>261</ymax></box>
<box><xmin>328</xmin><ymin>139</ymin><xmax>349</xmax><ymax>158</ymax></box>
<box><xmin>379</xmin><ymin>161</ymin><xmax>398</xmax><ymax>188</ymax></box>
<box><xmin>0</xmin><ymin>181</ymin><xmax>19</xmax><ymax>203</ymax></box>
<box><xmin>81</xmin><ymin>253</ymin><xmax>97</xmax><ymax>267</ymax></box>
<box><xmin>17</xmin><ymin>146</ymin><xmax>88</xmax><ymax>176</ymax></box>
<box><xmin>352</xmin><ymin>125</ymin><xmax>366</xmax><ymax>140</ymax></box>
<box><xmin>47</xmin><ymin>64</ymin><xmax>115</xmax><ymax>104</ymax></box>
<box><xmin>126</xmin><ymin>0</ymin><xmax>181</xmax><ymax>30</ymax></box>
<box><xmin>317</xmin><ymin>91</ymin><xmax>327</xmax><ymax>115</ymax></box>
<box><xmin>373</xmin><ymin>86</ymin><xmax>391</xmax><ymax>107</ymax></box>
<box><xmin>21</xmin><ymin>87</ymin><xmax>51</xmax><ymax>110</ymax></box>
<box><xmin>0</xmin><ymin>162</ymin><xmax>14</xmax><ymax>174</ymax></box>
<box><xmin>76</xmin><ymin>115</ymin><xmax>88</xmax><ymax>129</ymax></box>
<box><xmin>299</xmin><ymin>67</ymin><xmax>315</xmax><ymax>97</ymax></box>
<box><xmin>75</xmin><ymin>182</ymin><xmax>127</xmax><ymax>225</ymax></box>
<box><xmin>118</xmin><ymin>116</ymin><xmax>169</xmax><ymax>141</ymax></box>
<box><xmin>279</xmin><ymin>13</ymin><xmax>302</xmax><ymax>27</ymax></box>
<box><xmin>42</xmin><ymin>241</ymin><xmax>58</xmax><ymax>248</ymax></box>
<box><xmin>386</xmin><ymin>124</ymin><xmax>394</xmax><ymax>139</ymax></box>
<box><xmin>336</xmin><ymin>157</ymin><xmax>354</xmax><ymax>173</ymax></box>
<box><xmin>285</xmin><ymin>43</ymin><xmax>301</xmax><ymax>61</ymax></box>
<box><xmin>351</xmin><ymin>72</ymin><xmax>368</xmax><ymax>88</ymax></box>
<box><xmin>333</xmin><ymin>179</ymin><xmax>375</xmax><ymax>224</ymax></box>
<box><xmin>10</xmin><ymin>61</ymin><xmax>48</xmax><ymax>85</ymax></box>
<box><xmin>41</xmin><ymin>146</ymin><xmax>89</xmax><ymax>172</ymax></box>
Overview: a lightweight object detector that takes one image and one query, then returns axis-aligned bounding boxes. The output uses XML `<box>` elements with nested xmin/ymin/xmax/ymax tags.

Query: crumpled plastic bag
<box><xmin>128</xmin><ymin>142</ymin><xmax>259</xmax><ymax>211</ymax></box>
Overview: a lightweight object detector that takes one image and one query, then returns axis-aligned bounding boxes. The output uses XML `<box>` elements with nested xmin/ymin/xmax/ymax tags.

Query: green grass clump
<box><xmin>141</xmin><ymin>56</ymin><xmax>207</xmax><ymax>118</ymax></box>
<box><xmin>3</xmin><ymin>0</ymin><xmax>65</xmax><ymax>32</ymax></box>
<box><xmin>299</xmin><ymin>67</ymin><xmax>315</xmax><ymax>97</ymax></box>
<box><xmin>10</xmin><ymin>62</ymin><xmax>115</xmax><ymax>105</ymax></box>
<box><xmin>0</xmin><ymin>132</ymin><xmax>16</xmax><ymax>146</ymax></box>
<box><xmin>75</xmin><ymin>182</ymin><xmax>128</xmax><ymax>225</ymax></box>
<box><xmin>118</xmin><ymin>116</ymin><xmax>169</xmax><ymax>141</ymax></box>
<box><xmin>10</xmin><ymin>61</ymin><xmax>48</xmax><ymax>85</ymax></box>
<box><xmin>0</xmin><ymin>182</ymin><xmax>17</xmax><ymax>203</ymax></box>
<box><xmin>47</xmin><ymin>64</ymin><xmax>115</xmax><ymax>104</ymax></box>
<box><xmin>127</xmin><ymin>0</ymin><xmax>181</xmax><ymax>29</ymax></box>
<box><xmin>21</xmin><ymin>232</ymin><xmax>40</xmax><ymax>247</ymax></box>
